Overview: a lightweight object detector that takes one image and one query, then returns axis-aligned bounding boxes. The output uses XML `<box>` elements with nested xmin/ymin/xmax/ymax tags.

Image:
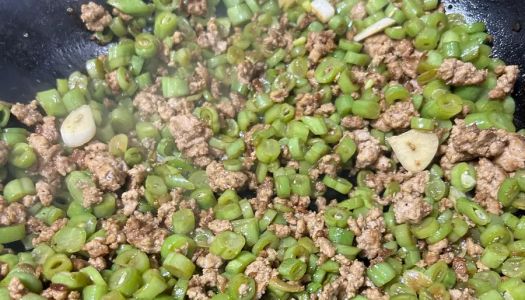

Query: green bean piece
<box><xmin>36</xmin><ymin>89</ymin><xmax>68</xmax><ymax>117</ymax></box>
<box><xmin>108</xmin><ymin>267</ymin><xmax>142</xmax><ymax>296</ymax></box>
<box><xmin>450</xmin><ymin>162</ymin><xmax>477</xmax><ymax>192</ymax></box>
<box><xmin>8</xmin><ymin>142</ymin><xmax>35</xmax><ymax>169</ymax></box>
<box><xmin>456</xmin><ymin>197</ymin><xmax>490</xmax><ymax>225</ymax></box>
<box><xmin>210</xmin><ymin>231</ymin><xmax>245</xmax><ymax>260</ymax></box>
<box><xmin>163</xmin><ymin>252</ymin><xmax>196</xmax><ymax>279</ymax></box>
<box><xmin>367</xmin><ymin>262</ymin><xmax>396</xmax><ymax>287</ymax></box>
<box><xmin>51</xmin><ymin>226</ymin><xmax>86</xmax><ymax>254</ymax></box>
<box><xmin>498</xmin><ymin>177</ymin><xmax>520</xmax><ymax>207</ymax></box>
<box><xmin>171</xmin><ymin>208</ymin><xmax>195</xmax><ymax>235</ymax></box>
<box><xmin>114</xmin><ymin>249</ymin><xmax>150</xmax><ymax>273</ymax></box>
<box><xmin>228</xmin><ymin>273</ymin><xmax>256</xmax><ymax>300</ymax></box>
<box><xmin>255</xmin><ymin>139</ymin><xmax>281</xmax><ymax>163</ymax></box>
<box><xmin>161</xmin><ymin>234</ymin><xmax>197</xmax><ymax>259</ymax></box>
<box><xmin>4</xmin><ymin>177</ymin><xmax>36</xmax><ymax>203</ymax></box>
<box><xmin>0</xmin><ymin>223</ymin><xmax>26</xmax><ymax>244</ymax></box>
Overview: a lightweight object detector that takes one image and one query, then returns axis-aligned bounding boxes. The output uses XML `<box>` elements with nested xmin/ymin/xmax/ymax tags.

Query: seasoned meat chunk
<box><xmin>123</xmin><ymin>212</ymin><xmax>169</xmax><ymax>253</ymax></box>
<box><xmin>206</xmin><ymin>161</ymin><xmax>248</xmax><ymax>192</ymax></box>
<box><xmin>437</xmin><ymin>58</ymin><xmax>487</xmax><ymax>86</ymax></box>
<box><xmin>305</xmin><ymin>30</ymin><xmax>336</xmax><ymax>64</ymax></box>
<box><xmin>475</xmin><ymin>158</ymin><xmax>506</xmax><ymax>214</ymax></box>
<box><xmin>11</xmin><ymin>101</ymin><xmax>43</xmax><ymax>126</ymax></box>
<box><xmin>169</xmin><ymin>114</ymin><xmax>213</xmax><ymax>167</ymax></box>
<box><xmin>489</xmin><ymin>65</ymin><xmax>519</xmax><ymax>99</ymax></box>
<box><xmin>80</xmin><ymin>2</ymin><xmax>112</xmax><ymax>32</ymax></box>
<box><xmin>372</xmin><ymin>101</ymin><xmax>418</xmax><ymax>131</ymax></box>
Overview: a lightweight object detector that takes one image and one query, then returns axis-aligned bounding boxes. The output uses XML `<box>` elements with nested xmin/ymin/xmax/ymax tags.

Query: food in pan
<box><xmin>0</xmin><ymin>0</ymin><xmax>523</xmax><ymax>299</ymax></box>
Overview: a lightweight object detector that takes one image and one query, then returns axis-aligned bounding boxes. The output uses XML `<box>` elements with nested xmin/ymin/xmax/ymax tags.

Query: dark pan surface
<box><xmin>0</xmin><ymin>0</ymin><xmax>523</xmax><ymax>126</ymax></box>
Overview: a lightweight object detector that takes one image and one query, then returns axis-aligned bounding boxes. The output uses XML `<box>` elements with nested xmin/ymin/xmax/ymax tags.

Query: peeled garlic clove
<box><xmin>60</xmin><ymin>105</ymin><xmax>96</xmax><ymax>148</ymax></box>
<box><xmin>311</xmin><ymin>0</ymin><xmax>335</xmax><ymax>23</ymax></box>
<box><xmin>387</xmin><ymin>129</ymin><xmax>439</xmax><ymax>172</ymax></box>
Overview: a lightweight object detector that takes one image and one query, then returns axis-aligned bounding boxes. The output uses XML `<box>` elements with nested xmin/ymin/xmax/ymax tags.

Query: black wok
<box><xmin>0</xmin><ymin>0</ymin><xmax>524</xmax><ymax>126</ymax></box>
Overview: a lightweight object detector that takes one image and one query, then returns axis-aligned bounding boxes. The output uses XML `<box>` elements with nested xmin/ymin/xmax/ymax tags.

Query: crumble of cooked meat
<box><xmin>244</xmin><ymin>253</ymin><xmax>279</xmax><ymax>299</ymax></box>
<box><xmin>81</xmin><ymin>142</ymin><xmax>128</xmax><ymax>192</ymax></box>
<box><xmin>452</xmin><ymin>257</ymin><xmax>469</xmax><ymax>282</ymax></box>
<box><xmin>11</xmin><ymin>101</ymin><xmax>43</xmax><ymax>126</ymax></box>
<box><xmin>189</xmin><ymin>63</ymin><xmax>209</xmax><ymax>94</ymax></box>
<box><xmin>8</xmin><ymin>277</ymin><xmax>26</xmax><ymax>300</ymax></box>
<box><xmin>215</xmin><ymin>99</ymin><xmax>240</xmax><ymax>119</ymax></box>
<box><xmin>80</xmin><ymin>2</ymin><xmax>112</xmax><ymax>32</ymax></box>
<box><xmin>423</xmin><ymin>238</ymin><xmax>448</xmax><ymax>265</ymax></box>
<box><xmin>347</xmin><ymin>208</ymin><xmax>385</xmax><ymax>259</ymax></box>
<box><xmin>169</xmin><ymin>114</ymin><xmax>213</xmax><ymax>167</ymax></box>
<box><xmin>309</xmin><ymin>154</ymin><xmax>341</xmax><ymax>179</ymax></box>
<box><xmin>295</xmin><ymin>93</ymin><xmax>321</xmax><ymax>118</ymax></box>
<box><xmin>36</xmin><ymin>116</ymin><xmax>59</xmax><ymax>143</ymax></box>
<box><xmin>0</xmin><ymin>197</ymin><xmax>26</xmax><ymax>226</ymax></box>
<box><xmin>372</xmin><ymin>101</ymin><xmax>418</xmax><ymax>132</ymax></box>
<box><xmin>207</xmin><ymin>219</ymin><xmax>232</xmax><ymax>235</ymax></box>
<box><xmin>392</xmin><ymin>171</ymin><xmax>433</xmax><ymax>224</ymax></box>
<box><xmin>29</xmin><ymin>217</ymin><xmax>67</xmax><ymax>245</ymax></box>
<box><xmin>489</xmin><ymin>65</ymin><xmax>519</xmax><ymax>99</ymax></box>
<box><xmin>250</xmin><ymin>177</ymin><xmax>274</xmax><ymax>217</ymax></box>
<box><xmin>35</xmin><ymin>180</ymin><xmax>55</xmax><ymax>206</ymax></box>
<box><xmin>269</xmin><ymin>89</ymin><xmax>289</xmax><ymax>103</ymax></box>
<box><xmin>494</xmin><ymin>134</ymin><xmax>525</xmax><ymax>172</ymax></box>
<box><xmin>437</xmin><ymin>58</ymin><xmax>488</xmax><ymax>86</ymax></box>
<box><xmin>120</xmin><ymin>189</ymin><xmax>140</xmax><ymax>216</ymax></box>
<box><xmin>348</xmin><ymin>129</ymin><xmax>383</xmax><ymax>169</ymax></box>
<box><xmin>42</xmin><ymin>283</ymin><xmax>81</xmax><ymax>300</ymax></box>
<box><xmin>262</xmin><ymin>15</ymin><xmax>293</xmax><ymax>51</ymax></box>
<box><xmin>475</xmin><ymin>158</ymin><xmax>506</xmax><ymax>214</ymax></box>
<box><xmin>341</xmin><ymin>115</ymin><xmax>367</xmax><ymax>129</ymax></box>
<box><xmin>197</xmin><ymin>18</ymin><xmax>227</xmax><ymax>54</ymax></box>
<box><xmin>132</xmin><ymin>90</ymin><xmax>164</xmax><ymax>119</ymax></box>
<box><xmin>319</xmin><ymin>258</ymin><xmax>365</xmax><ymax>299</ymax></box>
<box><xmin>185</xmin><ymin>0</ymin><xmax>208</xmax><ymax>16</ymax></box>
<box><xmin>196</xmin><ymin>253</ymin><xmax>223</xmax><ymax>269</ymax></box>
<box><xmin>449</xmin><ymin>288</ymin><xmax>476</xmax><ymax>300</ymax></box>
<box><xmin>28</xmin><ymin>133</ymin><xmax>76</xmax><ymax>183</ymax></box>
<box><xmin>105</xmin><ymin>70</ymin><xmax>120</xmax><ymax>94</ymax></box>
<box><xmin>80</xmin><ymin>183</ymin><xmax>103</xmax><ymax>208</ymax></box>
<box><xmin>123</xmin><ymin>212</ymin><xmax>168</xmax><ymax>253</ymax></box>
<box><xmin>305</xmin><ymin>30</ymin><xmax>336</xmax><ymax>64</ymax></box>
<box><xmin>206</xmin><ymin>161</ymin><xmax>248</xmax><ymax>192</ymax></box>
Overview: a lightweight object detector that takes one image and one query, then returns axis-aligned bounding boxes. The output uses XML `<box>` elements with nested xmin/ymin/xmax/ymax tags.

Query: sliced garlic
<box><xmin>311</xmin><ymin>0</ymin><xmax>335</xmax><ymax>23</ymax></box>
<box><xmin>387</xmin><ymin>129</ymin><xmax>439</xmax><ymax>172</ymax></box>
<box><xmin>60</xmin><ymin>105</ymin><xmax>96</xmax><ymax>148</ymax></box>
<box><xmin>353</xmin><ymin>17</ymin><xmax>396</xmax><ymax>42</ymax></box>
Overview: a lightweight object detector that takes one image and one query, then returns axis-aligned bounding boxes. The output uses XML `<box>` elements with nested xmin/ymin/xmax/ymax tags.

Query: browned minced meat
<box><xmin>207</xmin><ymin>219</ymin><xmax>233</xmax><ymax>235</ymax></box>
<box><xmin>41</xmin><ymin>284</ymin><xmax>81</xmax><ymax>300</ymax></box>
<box><xmin>8</xmin><ymin>277</ymin><xmax>26</xmax><ymax>300</ymax></box>
<box><xmin>132</xmin><ymin>90</ymin><xmax>164</xmax><ymax>119</ymax></box>
<box><xmin>249</xmin><ymin>177</ymin><xmax>274</xmax><ymax>218</ymax></box>
<box><xmin>489</xmin><ymin>65</ymin><xmax>519</xmax><ymax>99</ymax></box>
<box><xmin>362</xmin><ymin>288</ymin><xmax>389</xmax><ymax>300</ymax></box>
<box><xmin>309</xmin><ymin>154</ymin><xmax>340</xmax><ymax>180</ymax></box>
<box><xmin>206</xmin><ymin>161</ymin><xmax>248</xmax><ymax>192</ymax></box>
<box><xmin>28</xmin><ymin>217</ymin><xmax>67</xmax><ymax>245</ymax></box>
<box><xmin>169</xmin><ymin>114</ymin><xmax>213</xmax><ymax>167</ymax></box>
<box><xmin>364</xmin><ymin>170</ymin><xmax>409</xmax><ymax>194</ymax></box>
<box><xmin>363</xmin><ymin>35</ymin><xmax>422</xmax><ymax>80</ymax></box>
<box><xmin>80</xmin><ymin>183</ymin><xmax>103</xmax><ymax>208</ymax></box>
<box><xmin>475</xmin><ymin>158</ymin><xmax>506</xmax><ymax>214</ymax></box>
<box><xmin>237</xmin><ymin>60</ymin><xmax>265</xmax><ymax>85</ymax></box>
<box><xmin>84</xmin><ymin>218</ymin><xmax>126</xmax><ymax>262</ymax></box>
<box><xmin>317</xmin><ymin>236</ymin><xmax>336</xmax><ymax>258</ymax></box>
<box><xmin>348</xmin><ymin>130</ymin><xmax>382</xmax><ymax>169</ymax></box>
<box><xmin>105</xmin><ymin>70</ymin><xmax>120</xmax><ymax>94</ymax></box>
<box><xmin>494</xmin><ymin>134</ymin><xmax>525</xmax><ymax>172</ymax></box>
<box><xmin>0</xmin><ymin>197</ymin><xmax>26</xmax><ymax>226</ymax></box>
<box><xmin>215</xmin><ymin>99</ymin><xmax>240</xmax><ymax>119</ymax></box>
<box><xmin>295</xmin><ymin>92</ymin><xmax>321</xmax><ymax>118</ymax></box>
<box><xmin>305</xmin><ymin>30</ymin><xmax>336</xmax><ymax>64</ymax></box>
<box><xmin>341</xmin><ymin>115</ymin><xmax>367</xmax><ymax>129</ymax></box>
<box><xmin>196</xmin><ymin>18</ymin><xmax>228</xmax><ymax>54</ymax></box>
<box><xmin>319</xmin><ymin>257</ymin><xmax>365</xmax><ymax>299</ymax></box>
<box><xmin>185</xmin><ymin>0</ymin><xmax>208</xmax><ymax>16</ymax></box>
<box><xmin>189</xmin><ymin>63</ymin><xmax>209</xmax><ymax>94</ymax></box>
<box><xmin>449</xmin><ymin>288</ymin><xmax>476</xmax><ymax>300</ymax></box>
<box><xmin>123</xmin><ymin>212</ymin><xmax>168</xmax><ymax>253</ymax></box>
<box><xmin>347</xmin><ymin>208</ymin><xmax>385</xmax><ymax>259</ymax></box>
<box><xmin>269</xmin><ymin>89</ymin><xmax>289</xmax><ymax>103</ymax></box>
<box><xmin>35</xmin><ymin>180</ymin><xmax>55</xmax><ymax>206</ymax></box>
<box><xmin>28</xmin><ymin>133</ymin><xmax>76</xmax><ymax>183</ymax></box>
<box><xmin>350</xmin><ymin>1</ymin><xmax>367</xmax><ymax>20</ymax></box>
<box><xmin>262</xmin><ymin>15</ymin><xmax>293</xmax><ymax>51</ymax></box>
<box><xmin>392</xmin><ymin>172</ymin><xmax>433</xmax><ymax>224</ymax></box>
<box><xmin>81</xmin><ymin>143</ymin><xmax>128</xmax><ymax>192</ymax></box>
<box><xmin>372</xmin><ymin>101</ymin><xmax>418</xmax><ymax>132</ymax></box>
<box><xmin>10</xmin><ymin>101</ymin><xmax>43</xmax><ymax>126</ymax></box>
<box><xmin>244</xmin><ymin>253</ymin><xmax>279</xmax><ymax>299</ymax></box>
<box><xmin>80</xmin><ymin>2</ymin><xmax>112</xmax><ymax>32</ymax></box>
<box><xmin>120</xmin><ymin>189</ymin><xmax>140</xmax><ymax>216</ymax></box>
<box><xmin>423</xmin><ymin>238</ymin><xmax>448</xmax><ymax>265</ymax></box>
<box><xmin>36</xmin><ymin>116</ymin><xmax>59</xmax><ymax>143</ymax></box>
<box><xmin>440</xmin><ymin>120</ymin><xmax>507</xmax><ymax>170</ymax></box>
<box><xmin>437</xmin><ymin>58</ymin><xmax>488</xmax><ymax>86</ymax></box>
<box><xmin>452</xmin><ymin>257</ymin><xmax>469</xmax><ymax>282</ymax></box>
<box><xmin>351</xmin><ymin>66</ymin><xmax>387</xmax><ymax>88</ymax></box>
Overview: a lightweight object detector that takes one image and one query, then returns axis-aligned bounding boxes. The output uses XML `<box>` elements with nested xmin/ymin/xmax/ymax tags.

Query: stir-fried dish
<box><xmin>0</xmin><ymin>0</ymin><xmax>523</xmax><ymax>299</ymax></box>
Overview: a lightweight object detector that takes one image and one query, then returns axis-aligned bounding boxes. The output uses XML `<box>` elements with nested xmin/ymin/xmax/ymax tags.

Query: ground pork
<box><xmin>392</xmin><ymin>172</ymin><xmax>432</xmax><ymax>224</ymax></box>
<box><xmin>215</xmin><ymin>99</ymin><xmax>241</xmax><ymax>119</ymax></box>
<box><xmin>189</xmin><ymin>63</ymin><xmax>209</xmax><ymax>94</ymax></box>
<box><xmin>244</xmin><ymin>254</ymin><xmax>279</xmax><ymax>299</ymax></box>
<box><xmin>196</xmin><ymin>253</ymin><xmax>223</xmax><ymax>269</ymax></box>
<box><xmin>42</xmin><ymin>284</ymin><xmax>81</xmax><ymax>300</ymax></box>
<box><xmin>348</xmin><ymin>130</ymin><xmax>383</xmax><ymax>169</ymax></box>
<box><xmin>196</xmin><ymin>18</ymin><xmax>227</xmax><ymax>54</ymax></box>
<box><xmin>123</xmin><ymin>212</ymin><xmax>168</xmax><ymax>253</ymax></box>
<box><xmin>84</xmin><ymin>218</ymin><xmax>127</xmax><ymax>258</ymax></box>
<box><xmin>169</xmin><ymin>114</ymin><xmax>213</xmax><ymax>167</ymax></box>
<box><xmin>28</xmin><ymin>217</ymin><xmax>67</xmax><ymax>245</ymax></box>
<box><xmin>449</xmin><ymin>288</ymin><xmax>476</xmax><ymax>300</ymax></box>
<box><xmin>250</xmin><ymin>177</ymin><xmax>274</xmax><ymax>217</ymax></box>
<box><xmin>120</xmin><ymin>189</ymin><xmax>140</xmax><ymax>216</ymax></box>
<box><xmin>372</xmin><ymin>100</ymin><xmax>418</xmax><ymax>131</ymax></box>
<box><xmin>309</xmin><ymin>154</ymin><xmax>340</xmax><ymax>180</ymax></box>
<box><xmin>347</xmin><ymin>208</ymin><xmax>385</xmax><ymax>259</ymax></box>
<box><xmin>341</xmin><ymin>115</ymin><xmax>367</xmax><ymax>129</ymax></box>
<box><xmin>351</xmin><ymin>67</ymin><xmax>387</xmax><ymax>88</ymax></box>
<box><xmin>440</xmin><ymin>120</ymin><xmax>507</xmax><ymax>169</ymax></box>
<box><xmin>206</xmin><ymin>161</ymin><xmax>248</xmax><ymax>192</ymax></box>
<box><xmin>263</xmin><ymin>15</ymin><xmax>293</xmax><ymax>51</ymax></box>
<box><xmin>28</xmin><ymin>133</ymin><xmax>75</xmax><ymax>183</ymax></box>
<box><xmin>494</xmin><ymin>134</ymin><xmax>525</xmax><ymax>172</ymax></box>
<box><xmin>10</xmin><ymin>101</ymin><xmax>42</xmax><ymax>126</ymax></box>
<box><xmin>423</xmin><ymin>238</ymin><xmax>448</xmax><ymax>265</ymax></box>
<box><xmin>185</xmin><ymin>0</ymin><xmax>208</xmax><ymax>16</ymax></box>
<box><xmin>105</xmin><ymin>70</ymin><xmax>120</xmax><ymax>94</ymax></box>
<box><xmin>8</xmin><ymin>277</ymin><xmax>26</xmax><ymax>300</ymax></box>
<box><xmin>475</xmin><ymin>158</ymin><xmax>506</xmax><ymax>214</ymax></box>
<box><xmin>452</xmin><ymin>257</ymin><xmax>469</xmax><ymax>282</ymax></box>
<box><xmin>132</xmin><ymin>90</ymin><xmax>164</xmax><ymax>119</ymax></box>
<box><xmin>0</xmin><ymin>197</ymin><xmax>26</xmax><ymax>226</ymax></box>
<box><xmin>315</xmin><ymin>103</ymin><xmax>335</xmax><ymax>116</ymax></box>
<box><xmin>295</xmin><ymin>93</ymin><xmax>321</xmax><ymax>117</ymax></box>
<box><xmin>187</xmin><ymin>268</ymin><xmax>227</xmax><ymax>299</ymax></box>
<box><xmin>489</xmin><ymin>65</ymin><xmax>519</xmax><ymax>99</ymax></box>
<box><xmin>364</xmin><ymin>171</ymin><xmax>409</xmax><ymax>194</ymax></box>
<box><xmin>80</xmin><ymin>143</ymin><xmax>128</xmax><ymax>191</ymax></box>
<box><xmin>80</xmin><ymin>183</ymin><xmax>103</xmax><ymax>208</ymax></box>
<box><xmin>207</xmin><ymin>219</ymin><xmax>232</xmax><ymax>235</ymax></box>
<box><xmin>437</xmin><ymin>58</ymin><xmax>487</xmax><ymax>86</ymax></box>
<box><xmin>350</xmin><ymin>1</ymin><xmax>367</xmax><ymax>20</ymax></box>
<box><xmin>319</xmin><ymin>258</ymin><xmax>365</xmax><ymax>299</ymax></box>
<box><xmin>305</xmin><ymin>30</ymin><xmax>336</xmax><ymax>64</ymax></box>
<box><xmin>80</xmin><ymin>2</ymin><xmax>112</xmax><ymax>32</ymax></box>
<box><xmin>36</xmin><ymin>116</ymin><xmax>59</xmax><ymax>143</ymax></box>
<box><xmin>35</xmin><ymin>180</ymin><xmax>55</xmax><ymax>206</ymax></box>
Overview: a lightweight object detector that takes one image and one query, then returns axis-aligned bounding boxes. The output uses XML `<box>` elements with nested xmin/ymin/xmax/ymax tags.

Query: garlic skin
<box><xmin>60</xmin><ymin>105</ymin><xmax>97</xmax><ymax>148</ymax></box>
<box><xmin>387</xmin><ymin>129</ymin><xmax>439</xmax><ymax>172</ymax></box>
